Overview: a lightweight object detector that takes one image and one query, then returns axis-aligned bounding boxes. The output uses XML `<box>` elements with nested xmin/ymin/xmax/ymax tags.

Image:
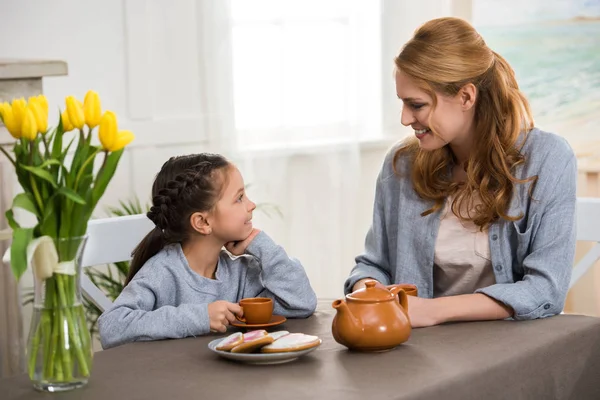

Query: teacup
<box><xmin>387</xmin><ymin>283</ymin><xmax>418</xmax><ymax>297</ymax></box>
<box><xmin>237</xmin><ymin>297</ymin><xmax>273</xmax><ymax>324</ymax></box>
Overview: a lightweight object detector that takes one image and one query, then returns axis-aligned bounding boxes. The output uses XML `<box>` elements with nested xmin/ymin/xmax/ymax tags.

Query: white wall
<box><xmin>0</xmin><ymin>0</ymin><xmax>472</xmax><ymax>313</ymax></box>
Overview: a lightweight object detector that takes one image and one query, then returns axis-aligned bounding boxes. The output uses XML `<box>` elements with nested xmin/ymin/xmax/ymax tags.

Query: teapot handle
<box><xmin>397</xmin><ymin>289</ymin><xmax>409</xmax><ymax>313</ymax></box>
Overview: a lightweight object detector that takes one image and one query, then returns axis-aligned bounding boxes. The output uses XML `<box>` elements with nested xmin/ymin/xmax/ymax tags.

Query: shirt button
<box><xmin>495</xmin><ymin>265</ymin><xmax>503</xmax><ymax>272</ymax></box>
<box><xmin>544</xmin><ymin>304</ymin><xmax>551</xmax><ymax>310</ymax></box>
<box><xmin>492</xmin><ymin>234</ymin><xmax>498</xmax><ymax>241</ymax></box>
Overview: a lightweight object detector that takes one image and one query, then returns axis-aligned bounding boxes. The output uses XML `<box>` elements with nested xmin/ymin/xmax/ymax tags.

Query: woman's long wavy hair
<box><xmin>394</xmin><ymin>17</ymin><xmax>537</xmax><ymax>228</ymax></box>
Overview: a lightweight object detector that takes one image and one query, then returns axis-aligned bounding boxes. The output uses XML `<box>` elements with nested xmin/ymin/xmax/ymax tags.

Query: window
<box><xmin>230</xmin><ymin>0</ymin><xmax>381</xmax><ymax>148</ymax></box>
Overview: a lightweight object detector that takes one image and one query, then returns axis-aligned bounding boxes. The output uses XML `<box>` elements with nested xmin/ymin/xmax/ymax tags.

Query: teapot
<box><xmin>331</xmin><ymin>281</ymin><xmax>412</xmax><ymax>351</ymax></box>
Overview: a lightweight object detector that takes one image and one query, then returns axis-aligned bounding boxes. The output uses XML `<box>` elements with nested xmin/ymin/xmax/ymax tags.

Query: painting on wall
<box><xmin>473</xmin><ymin>0</ymin><xmax>600</xmax><ymax>152</ymax></box>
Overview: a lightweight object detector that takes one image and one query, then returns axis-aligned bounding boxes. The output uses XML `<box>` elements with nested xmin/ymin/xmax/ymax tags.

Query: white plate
<box><xmin>208</xmin><ymin>338</ymin><xmax>321</xmax><ymax>365</ymax></box>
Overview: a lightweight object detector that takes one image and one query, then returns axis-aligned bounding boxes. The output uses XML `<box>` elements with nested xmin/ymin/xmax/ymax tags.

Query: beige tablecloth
<box><xmin>2</xmin><ymin>301</ymin><xmax>600</xmax><ymax>400</ymax></box>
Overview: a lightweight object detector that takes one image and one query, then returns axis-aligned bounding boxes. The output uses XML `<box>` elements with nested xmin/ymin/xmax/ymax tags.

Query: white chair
<box><xmin>81</xmin><ymin>214</ymin><xmax>154</xmax><ymax>311</ymax></box>
<box><xmin>570</xmin><ymin>197</ymin><xmax>600</xmax><ymax>288</ymax></box>
<box><xmin>1</xmin><ymin>214</ymin><xmax>154</xmax><ymax>312</ymax></box>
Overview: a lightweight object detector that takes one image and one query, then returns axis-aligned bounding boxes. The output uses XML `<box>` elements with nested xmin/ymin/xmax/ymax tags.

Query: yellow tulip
<box><xmin>98</xmin><ymin>111</ymin><xmax>117</xmax><ymax>150</ymax></box>
<box><xmin>28</xmin><ymin>96</ymin><xmax>48</xmax><ymax>134</ymax></box>
<box><xmin>98</xmin><ymin>111</ymin><xmax>134</xmax><ymax>152</ymax></box>
<box><xmin>61</xmin><ymin>110</ymin><xmax>74</xmax><ymax>132</ymax></box>
<box><xmin>83</xmin><ymin>90</ymin><xmax>102</xmax><ymax>129</ymax></box>
<box><xmin>0</xmin><ymin>102</ymin><xmax>21</xmax><ymax>139</ymax></box>
<box><xmin>0</xmin><ymin>102</ymin><xmax>7</xmax><ymax>121</ymax></box>
<box><xmin>11</xmin><ymin>98</ymin><xmax>27</xmax><ymax>129</ymax></box>
<box><xmin>21</xmin><ymin>106</ymin><xmax>38</xmax><ymax>140</ymax></box>
<box><xmin>65</xmin><ymin>96</ymin><xmax>85</xmax><ymax>129</ymax></box>
<box><xmin>37</xmin><ymin>95</ymin><xmax>48</xmax><ymax>115</ymax></box>
<box><xmin>110</xmin><ymin>130</ymin><xmax>135</xmax><ymax>152</ymax></box>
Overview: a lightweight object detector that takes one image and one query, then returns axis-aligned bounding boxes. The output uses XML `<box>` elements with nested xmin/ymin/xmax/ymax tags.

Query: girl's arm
<box><xmin>239</xmin><ymin>231</ymin><xmax>317</xmax><ymax>318</ymax></box>
<box><xmin>98</xmin><ymin>274</ymin><xmax>215</xmax><ymax>349</ymax></box>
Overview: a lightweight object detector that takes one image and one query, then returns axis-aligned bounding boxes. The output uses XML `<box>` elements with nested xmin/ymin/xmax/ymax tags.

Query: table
<box><xmin>3</xmin><ymin>301</ymin><xmax>600</xmax><ymax>400</ymax></box>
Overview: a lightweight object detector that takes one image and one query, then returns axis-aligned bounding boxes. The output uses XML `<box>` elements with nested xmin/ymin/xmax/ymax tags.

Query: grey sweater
<box><xmin>98</xmin><ymin>231</ymin><xmax>317</xmax><ymax>349</ymax></box>
<box><xmin>345</xmin><ymin>128</ymin><xmax>577</xmax><ymax>320</ymax></box>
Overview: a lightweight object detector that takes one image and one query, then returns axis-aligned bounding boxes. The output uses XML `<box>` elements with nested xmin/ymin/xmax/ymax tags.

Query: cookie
<box><xmin>268</xmin><ymin>331</ymin><xmax>289</xmax><ymax>341</ymax></box>
<box><xmin>216</xmin><ymin>332</ymin><xmax>243</xmax><ymax>351</ymax></box>
<box><xmin>230</xmin><ymin>335</ymin><xmax>274</xmax><ymax>353</ymax></box>
<box><xmin>261</xmin><ymin>333</ymin><xmax>321</xmax><ymax>353</ymax></box>
<box><xmin>243</xmin><ymin>329</ymin><xmax>268</xmax><ymax>342</ymax></box>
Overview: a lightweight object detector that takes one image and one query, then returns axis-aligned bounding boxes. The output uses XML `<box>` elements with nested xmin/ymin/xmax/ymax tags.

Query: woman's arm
<box><xmin>410</xmin><ymin>153</ymin><xmax>577</xmax><ymax>327</ymax></box>
<box><xmin>345</xmin><ymin>170</ymin><xmax>393</xmax><ymax>293</ymax></box>
<box><xmin>474</xmin><ymin>154</ymin><xmax>577</xmax><ymax>320</ymax></box>
<box><xmin>408</xmin><ymin>293</ymin><xmax>513</xmax><ymax>327</ymax></box>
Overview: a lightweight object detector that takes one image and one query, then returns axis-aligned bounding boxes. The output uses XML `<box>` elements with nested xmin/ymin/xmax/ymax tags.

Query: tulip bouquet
<box><xmin>0</xmin><ymin>91</ymin><xmax>133</xmax><ymax>391</ymax></box>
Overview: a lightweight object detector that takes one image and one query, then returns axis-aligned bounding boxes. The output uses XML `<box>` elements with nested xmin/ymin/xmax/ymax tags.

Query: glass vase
<box><xmin>26</xmin><ymin>236</ymin><xmax>93</xmax><ymax>392</ymax></box>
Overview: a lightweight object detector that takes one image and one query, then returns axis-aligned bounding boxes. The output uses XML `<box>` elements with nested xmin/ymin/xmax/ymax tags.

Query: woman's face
<box><xmin>395</xmin><ymin>69</ymin><xmax>475</xmax><ymax>152</ymax></box>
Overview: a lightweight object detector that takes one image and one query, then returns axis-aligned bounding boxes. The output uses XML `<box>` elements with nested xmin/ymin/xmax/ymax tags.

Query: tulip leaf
<box><xmin>12</xmin><ymin>193</ymin><xmax>40</xmax><ymax>217</ymax></box>
<box><xmin>5</xmin><ymin>208</ymin><xmax>21</xmax><ymax>230</ymax></box>
<box><xmin>51</xmin><ymin>112</ymin><xmax>64</xmax><ymax>158</ymax></box>
<box><xmin>10</xmin><ymin>227</ymin><xmax>34</xmax><ymax>280</ymax></box>
<box><xmin>39</xmin><ymin>159</ymin><xmax>62</xmax><ymax>169</ymax></box>
<box><xmin>39</xmin><ymin>195</ymin><xmax>59</xmax><ymax>238</ymax></box>
<box><xmin>20</xmin><ymin>165</ymin><xmax>58</xmax><ymax>188</ymax></box>
<box><xmin>92</xmin><ymin>149</ymin><xmax>123</xmax><ymax>207</ymax></box>
<box><xmin>57</xmin><ymin>187</ymin><xmax>86</xmax><ymax>205</ymax></box>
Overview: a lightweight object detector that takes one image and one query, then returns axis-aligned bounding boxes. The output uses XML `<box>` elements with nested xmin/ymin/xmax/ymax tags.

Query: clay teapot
<box><xmin>332</xmin><ymin>281</ymin><xmax>411</xmax><ymax>351</ymax></box>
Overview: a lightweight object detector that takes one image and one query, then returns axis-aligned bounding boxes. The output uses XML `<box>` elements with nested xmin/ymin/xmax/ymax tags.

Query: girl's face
<box><xmin>395</xmin><ymin>69</ymin><xmax>475</xmax><ymax>152</ymax></box>
<box><xmin>209</xmin><ymin>166</ymin><xmax>256</xmax><ymax>242</ymax></box>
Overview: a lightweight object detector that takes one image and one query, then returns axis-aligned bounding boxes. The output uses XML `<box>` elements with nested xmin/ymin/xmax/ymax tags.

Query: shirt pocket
<box><xmin>512</xmin><ymin>213</ymin><xmax>538</xmax><ymax>266</ymax></box>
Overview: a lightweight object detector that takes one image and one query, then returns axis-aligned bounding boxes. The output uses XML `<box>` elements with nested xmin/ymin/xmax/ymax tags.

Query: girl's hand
<box><xmin>208</xmin><ymin>301</ymin><xmax>243</xmax><ymax>333</ymax></box>
<box><xmin>225</xmin><ymin>229</ymin><xmax>261</xmax><ymax>256</ymax></box>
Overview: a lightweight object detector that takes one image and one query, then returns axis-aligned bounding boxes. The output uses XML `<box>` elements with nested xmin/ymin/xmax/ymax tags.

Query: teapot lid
<box><xmin>346</xmin><ymin>280</ymin><xmax>395</xmax><ymax>302</ymax></box>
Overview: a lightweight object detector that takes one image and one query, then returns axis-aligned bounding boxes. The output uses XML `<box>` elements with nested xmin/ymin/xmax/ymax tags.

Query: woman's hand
<box><xmin>225</xmin><ymin>229</ymin><xmax>261</xmax><ymax>256</ymax></box>
<box><xmin>352</xmin><ymin>278</ymin><xmax>387</xmax><ymax>292</ymax></box>
<box><xmin>406</xmin><ymin>296</ymin><xmax>441</xmax><ymax>328</ymax></box>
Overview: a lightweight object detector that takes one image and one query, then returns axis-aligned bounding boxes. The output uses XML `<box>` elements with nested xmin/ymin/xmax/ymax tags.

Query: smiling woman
<box><xmin>345</xmin><ymin>17</ymin><xmax>577</xmax><ymax>328</ymax></box>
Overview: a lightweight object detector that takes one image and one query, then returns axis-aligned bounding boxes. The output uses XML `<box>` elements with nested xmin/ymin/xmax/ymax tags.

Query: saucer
<box><xmin>208</xmin><ymin>338</ymin><xmax>320</xmax><ymax>365</ymax></box>
<box><xmin>230</xmin><ymin>315</ymin><xmax>287</xmax><ymax>329</ymax></box>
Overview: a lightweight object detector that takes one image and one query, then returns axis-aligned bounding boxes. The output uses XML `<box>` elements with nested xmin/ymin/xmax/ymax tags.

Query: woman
<box><xmin>345</xmin><ymin>17</ymin><xmax>576</xmax><ymax>327</ymax></box>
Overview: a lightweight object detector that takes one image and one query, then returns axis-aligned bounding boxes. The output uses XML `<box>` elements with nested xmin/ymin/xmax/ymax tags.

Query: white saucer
<box><xmin>208</xmin><ymin>338</ymin><xmax>321</xmax><ymax>365</ymax></box>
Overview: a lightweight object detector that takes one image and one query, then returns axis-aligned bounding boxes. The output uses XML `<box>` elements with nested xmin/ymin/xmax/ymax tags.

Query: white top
<box><xmin>433</xmin><ymin>197</ymin><xmax>496</xmax><ymax>297</ymax></box>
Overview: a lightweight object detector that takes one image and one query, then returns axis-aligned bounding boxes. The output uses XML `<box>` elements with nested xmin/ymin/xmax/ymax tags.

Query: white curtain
<box><xmin>198</xmin><ymin>0</ymin><xmax>385</xmax><ymax>300</ymax></box>
<box><xmin>0</xmin><ymin>159</ymin><xmax>25</xmax><ymax>378</ymax></box>
<box><xmin>236</xmin><ymin>147</ymin><xmax>363</xmax><ymax>299</ymax></box>
<box><xmin>196</xmin><ymin>0</ymin><xmax>473</xmax><ymax>300</ymax></box>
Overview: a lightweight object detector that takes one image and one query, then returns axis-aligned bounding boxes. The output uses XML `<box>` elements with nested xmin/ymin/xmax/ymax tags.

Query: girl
<box><xmin>346</xmin><ymin>17</ymin><xmax>577</xmax><ymax>327</ymax></box>
<box><xmin>99</xmin><ymin>154</ymin><xmax>317</xmax><ymax>349</ymax></box>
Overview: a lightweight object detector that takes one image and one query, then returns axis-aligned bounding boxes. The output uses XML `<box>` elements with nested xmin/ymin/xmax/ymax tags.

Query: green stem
<box><xmin>0</xmin><ymin>145</ymin><xmax>16</xmax><ymax>168</ymax></box>
<box><xmin>42</xmin><ymin>135</ymin><xmax>50</xmax><ymax>158</ymax></box>
<box><xmin>74</xmin><ymin>148</ymin><xmax>100</xmax><ymax>190</ymax></box>
<box><xmin>27</xmin><ymin>320</ymin><xmax>42</xmax><ymax>379</ymax></box>
<box><xmin>41</xmin><ymin>310</ymin><xmax>52</xmax><ymax>379</ymax></box>
<box><xmin>57</xmin><ymin>307</ymin><xmax>72</xmax><ymax>380</ymax></box>
<box><xmin>56</xmin><ymin>274</ymin><xmax>90</xmax><ymax>377</ymax></box>
<box><xmin>28</xmin><ymin>142</ymin><xmax>44</xmax><ymax>213</ymax></box>
<box><xmin>42</xmin><ymin>278</ymin><xmax>56</xmax><ymax>379</ymax></box>
<box><xmin>76</xmin><ymin>305</ymin><xmax>91</xmax><ymax>362</ymax></box>
<box><xmin>48</xmin><ymin>308</ymin><xmax>60</xmax><ymax>379</ymax></box>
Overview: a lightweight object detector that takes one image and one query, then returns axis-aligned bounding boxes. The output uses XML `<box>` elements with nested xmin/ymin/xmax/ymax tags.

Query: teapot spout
<box><xmin>332</xmin><ymin>299</ymin><xmax>362</xmax><ymax>344</ymax></box>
